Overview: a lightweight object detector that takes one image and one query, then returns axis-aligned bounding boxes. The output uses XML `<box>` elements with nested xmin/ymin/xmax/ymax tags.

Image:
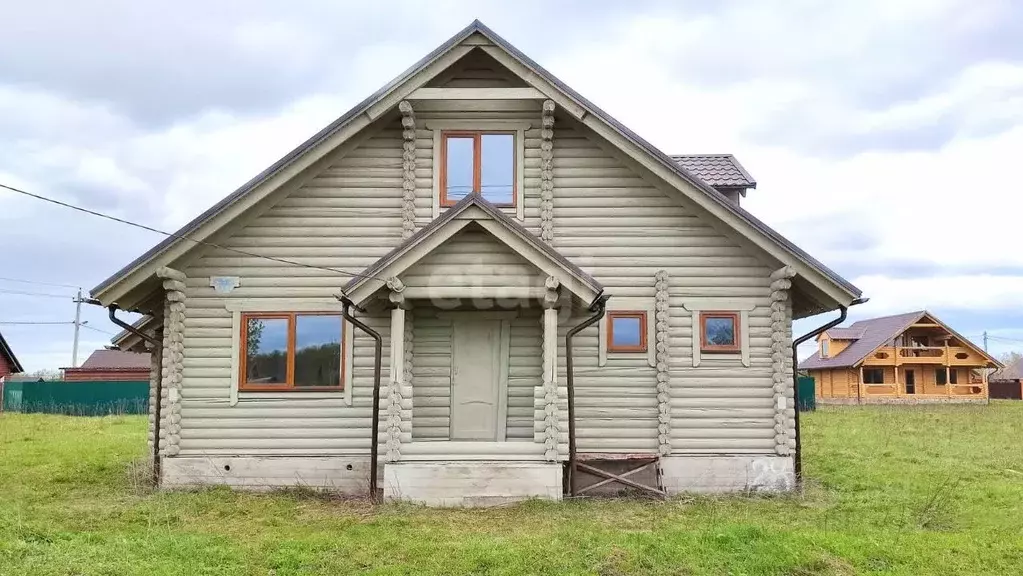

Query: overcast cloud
<box><xmin>1</xmin><ymin>0</ymin><xmax>1021</xmax><ymax>370</ymax></box>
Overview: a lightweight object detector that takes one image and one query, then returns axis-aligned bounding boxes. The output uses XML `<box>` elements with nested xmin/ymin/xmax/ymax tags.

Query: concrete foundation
<box><xmin>659</xmin><ymin>455</ymin><xmax>795</xmax><ymax>494</ymax></box>
<box><xmin>383</xmin><ymin>461</ymin><xmax>563</xmax><ymax>506</ymax></box>
<box><xmin>818</xmin><ymin>397</ymin><xmax>988</xmax><ymax>405</ymax></box>
<box><xmin>161</xmin><ymin>456</ymin><xmax>373</xmax><ymax>493</ymax></box>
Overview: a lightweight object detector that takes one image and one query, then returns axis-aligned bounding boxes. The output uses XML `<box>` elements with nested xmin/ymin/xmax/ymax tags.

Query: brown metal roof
<box><xmin>73</xmin><ymin>349</ymin><xmax>150</xmax><ymax>370</ymax></box>
<box><xmin>671</xmin><ymin>154</ymin><xmax>756</xmax><ymax>189</ymax></box>
<box><xmin>800</xmin><ymin>311</ymin><xmax>926</xmax><ymax>370</ymax></box>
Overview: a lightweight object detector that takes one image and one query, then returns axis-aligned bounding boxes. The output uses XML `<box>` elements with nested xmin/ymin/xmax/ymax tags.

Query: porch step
<box><xmin>383</xmin><ymin>461</ymin><xmax>562</xmax><ymax>506</ymax></box>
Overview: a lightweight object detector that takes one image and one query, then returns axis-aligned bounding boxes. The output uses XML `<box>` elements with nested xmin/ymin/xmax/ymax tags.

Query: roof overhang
<box><xmin>342</xmin><ymin>195</ymin><xmax>603</xmax><ymax>306</ymax></box>
<box><xmin>91</xmin><ymin>20</ymin><xmax>860</xmax><ymax>313</ymax></box>
<box><xmin>0</xmin><ymin>330</ymin><xmax>24</xmax><ymax>374</ymax></box>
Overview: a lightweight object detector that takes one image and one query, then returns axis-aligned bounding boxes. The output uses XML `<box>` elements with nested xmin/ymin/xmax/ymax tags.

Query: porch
<box><xmin>856</xmin><ymin>363</ymin><xmax>988</xmax><ymax>402</ymax></box>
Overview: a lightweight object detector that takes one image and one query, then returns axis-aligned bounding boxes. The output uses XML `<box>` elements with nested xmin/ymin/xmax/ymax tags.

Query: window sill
<box><xmin>239</xmin><ymin>387</ymin><xmax>345</xmax><ymax>393</ymax></box>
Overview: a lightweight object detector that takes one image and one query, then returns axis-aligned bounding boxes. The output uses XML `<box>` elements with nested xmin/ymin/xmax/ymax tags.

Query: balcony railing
<box><xmin>864</xmin><ymin>346</ymin><xmax>982</xmax><ymax>366</ymax></box>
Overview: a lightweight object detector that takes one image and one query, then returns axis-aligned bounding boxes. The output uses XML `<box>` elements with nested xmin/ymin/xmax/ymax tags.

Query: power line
<box><xmin>0</xmin><ymin>288</ymin><xmax>75</xmax><ymax>299</ymax></box>
<box><xmin>79</xmin><ymin>325</ymin><xmax>115</xmax><ymax>337</ymax></box>
<box><xmin>0</xmin><ymin>321</ymin><xmax>73</xmax><ymax>325</ymax></box>
<box><xmin>0</xmin><ymin>182</ymin><xmax>387</xmax><ymax>283</ymax></box>
<box><xmin>0</xmin><ymin>276</ymin><xmax>81</xmax><ymax>289</ymax></box>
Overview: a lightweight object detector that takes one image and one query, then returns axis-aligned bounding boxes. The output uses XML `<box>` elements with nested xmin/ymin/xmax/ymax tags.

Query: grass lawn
<box><xmin>1</xmin><ymin>404</ymin><xmax>1021</xmax><ymax>575</ymax></box>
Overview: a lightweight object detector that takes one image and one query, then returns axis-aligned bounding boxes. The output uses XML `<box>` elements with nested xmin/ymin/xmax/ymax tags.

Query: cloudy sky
<box><xmin>1</xmin><ymin>0</ymin><xmax>1021</xmax><ymax>370</ymax></box>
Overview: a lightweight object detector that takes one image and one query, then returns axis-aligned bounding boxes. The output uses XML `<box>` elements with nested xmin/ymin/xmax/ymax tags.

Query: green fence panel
<box><xmin>797</xmin><ymin>376</ymin><xmax>816</xmax><ymax>412</ymax></box>
<box><xmin>16</xmin><ymin>380</ymin><xmax>149</xmax><ymax>416</ymax></box>
<box><xmin>2</xmin><ymin>381</ymin><xmax>24</xmax><ymax>412</ymax></box>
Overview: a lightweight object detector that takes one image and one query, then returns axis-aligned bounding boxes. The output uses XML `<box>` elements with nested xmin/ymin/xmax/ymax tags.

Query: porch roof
<box><xmin>341</xmin><ymin>194</ymin><xmax>603</xmax><ymax>305</ymax></box>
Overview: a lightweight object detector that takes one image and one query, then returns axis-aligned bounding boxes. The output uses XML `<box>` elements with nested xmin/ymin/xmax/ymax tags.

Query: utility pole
<box><xmin>71</xmin><ymin>288</ymin><xmax>83</xmax><ymax>367</ymax></box>
<box><xmin>983</xmin><ymin>330</ymin><xmax>988</xmax><ymax>352</ymax></box>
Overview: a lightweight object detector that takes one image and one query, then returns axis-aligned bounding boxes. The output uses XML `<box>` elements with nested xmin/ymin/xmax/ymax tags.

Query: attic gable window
<box><xmin>240</xmin><ymin>312</ymin><xmax>344</xmax><ymax>391</ymax></box>
<box><xmin>821</xmin><ymin>340</ymin><xmax>830</xmax><ymax>358</ymax></box>
<box><xmin>440</xmin><ymin>131</ymin><xmax>515</xmax><ymax>207</ymax></box>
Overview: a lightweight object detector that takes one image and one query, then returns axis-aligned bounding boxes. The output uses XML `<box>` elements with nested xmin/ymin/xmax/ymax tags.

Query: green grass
<box><xmin>1</xmin><ymin>404</ymin><xmax>1022</xmax><ymax>575</ymax></box>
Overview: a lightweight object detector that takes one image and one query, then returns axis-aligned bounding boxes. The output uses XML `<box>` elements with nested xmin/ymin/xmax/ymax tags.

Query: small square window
<box><xmin>440</xmin><ymin>131</ymin><xmax>516</xmax><ymax>207</ymax></box>
<box><xmin>607</xmin><ymin>311</ymin><xmax>647</xmax><ymax>352</ymax></box>
<box><xmin>700</xmin><ymin>312</ymin><xmax>739</xmax><ymax>353</ymax></box>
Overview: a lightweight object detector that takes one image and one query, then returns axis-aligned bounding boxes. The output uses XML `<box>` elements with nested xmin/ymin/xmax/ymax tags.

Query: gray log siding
<box><xmin>173</xmin><ymin>96</ymin><xmax>782</xmax><ymax>458</ymax></box>
<box><xmin>552</xmin><ymin>124</ymin><xmax>777</xmax><ymax>455</ymax></box>
<box><xmin>408</xmin><ymin>308</ymin><xmax>542</xmax><ymax>442</ymax></box>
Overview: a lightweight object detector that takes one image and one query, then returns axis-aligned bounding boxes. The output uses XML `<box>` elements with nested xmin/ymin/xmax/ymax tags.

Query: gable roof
<box><xmin>0</xmin><ymin>329</ymin><xmax>24</xmax><ymax>374</ymax></box>
<box><xmin>800</xmin><ymin>310</ymin><xmax>1001</xmax><ymax>370</ymax></box>
<box><xmin>991</xmin><ymin>358</ymin><xmax>1023</xmax><ymax>381</ymax></box>
<box><xmin>342</xmin><ymin>194</ymin><xmax>603</xmax><ymax>304</ymax></box>
<box><xmin>825</xmin><ymin>327</ymin><xmax>866</xmax><ymax>340</ymax></box>
<box><xmin>672</xmin><ymin>154</ymin><xmax>756</xmax><ymax>189</ymax></box>
<box><xmin>91</xmin><ymin>20</ymin><xmax>860</xmax><ymax>312</ymax></box>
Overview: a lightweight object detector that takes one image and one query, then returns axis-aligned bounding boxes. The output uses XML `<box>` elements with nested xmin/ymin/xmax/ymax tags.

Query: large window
<box><xmin>240</xmin><ymin>312</ymin><xmax>344</xmax><ymax>391</ymax></box>
<box><xmin>863</xmin><ymin>368</ymin><xmax>884</xmax><ymax>384</ymax></box>
<box><xmin>700</xmin><ymin>311</ymin><xmax>740</xmax><ymax>353</ymax></box>
<box><xmin>440</xmin><ymin>131</ymin><xmax>515</xmax><ymax>207</ymax></box>
<box><xmin>607</xmin><ymin>311</ymin><xmax>647</xmax><ymax>352</ymax></box>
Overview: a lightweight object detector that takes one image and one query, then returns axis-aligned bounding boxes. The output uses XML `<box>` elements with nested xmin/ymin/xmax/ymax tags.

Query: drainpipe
<box><xmin>108</xmin><ymin>305</ymin><xmax>163</xmax><ymax>486</ymax></box>
<box><xmin>564</xmin><ymin>292</ymin><xmax>610</xmax><ymax>497</ymax></box>
<box><xmin>337</xmin><ymin>294</ymin><xmax>383</xmax><ymax>501</ymax></box>
<box><xmin>791</xmin><ymin>297</ymin><xmax>868</xmax><ymax>482</ymax></box>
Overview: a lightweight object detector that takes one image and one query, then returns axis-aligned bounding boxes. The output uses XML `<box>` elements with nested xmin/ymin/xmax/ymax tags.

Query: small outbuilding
<box><xmin>989</xmin><ymin>359</ymin><xmax>1023</xmax><ymax>400</ymax></box>
<box><xmin>63</xmin><ymin>349</ymin><xmax>151</xmax><ymax>382</ymax></box>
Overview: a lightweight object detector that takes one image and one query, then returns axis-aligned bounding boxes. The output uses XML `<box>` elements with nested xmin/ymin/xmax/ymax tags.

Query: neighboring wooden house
<box><xmin>989</xmin><ymin>359</ymin><xmax>1023</xmax><ymax>400</ymax></box>
<box><xmin>800</xmin><ymin>311</ymin><xmax>1000</xmax><ymax>404</ymax></box>
<box><xmin>90</xmin><ymin>21</ymin><xmax>862</xmax><ymax>504</ymax></box>
<box><xmin>62</xmin><ymin>349</ymin><xmax>151</xmax><ymax>382</ymax></box>
<box><xmin>0</xmin><ymin>329</ymin><xmax>24</xmax><ymax>381</ymax></box>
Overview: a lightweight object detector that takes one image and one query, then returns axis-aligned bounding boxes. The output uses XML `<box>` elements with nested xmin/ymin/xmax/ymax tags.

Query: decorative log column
<box><xmin>769</xmin><ymin>266</ymin><xmax>796</xmax><ymax>456</ymax></box>
<box><xmin>539</xmin><ymin>100</ymin><xmax>555</xmax><ymax>245</ymax></box>
<box><xmin>403</xmin><ymin>308</ymin><xmax>414</xmax><ymax>441</ymax></box>
<box><xmin>386</xmin><ymin>277</ymin><xmax>407</xmax><ymax>462</ymax></box>
<box><xmin>654</xmin><ymin>270</ymin><xmax>671</xmax><ymax>456</ymax></box>
<box><xmin>399</xmin><ymin>100</ymin><xmax>417</xmax><ymax>240</ymax></box>
<box><xmin>157</xmin><ymin>267</ymin><xmax>186</xmax><ymax>458</ymax></box>
<box><xmin>541</xmin><ymin>276</ymin><xmax>560</xmax><ymax>461</ymax></box>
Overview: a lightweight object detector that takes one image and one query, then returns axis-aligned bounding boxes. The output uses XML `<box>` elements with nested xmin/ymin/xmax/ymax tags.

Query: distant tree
<box><xmin>27</xmin><ymin>368</ymin><xmax>62</xmax><ymax>381</ymax></box>
<box><xmin>998</xmin><ymin>351</ymin><xmax>1023</xmax><ymax>367</ymax></box>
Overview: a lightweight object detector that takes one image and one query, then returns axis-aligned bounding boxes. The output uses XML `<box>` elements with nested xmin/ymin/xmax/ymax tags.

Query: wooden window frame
<box><xmin>863</xmin><ymin>368</ymin><xmax>884</xmax><ymax>384</ymax></box>
<box><xmin>607</xmin><ymin>311</ymin><xmax>647</xmax><ymax>353</ymax></box>
<box><xmin>700</xmin><ymin>311</ymin><xmax>741</xmax><ymax>353</ymax></box>
<box><xmin>439</xmin><ymin>130</ymin><xmax>517</xmax><ymax>208</ymax></box>
<box><xmin>239</xmin><ymin>311</ymin><xmax>344</xmax><ymax>392</ymax></box>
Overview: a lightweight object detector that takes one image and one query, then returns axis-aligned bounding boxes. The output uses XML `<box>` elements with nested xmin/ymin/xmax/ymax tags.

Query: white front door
<box><xmin>451</xmin><ymin>318</ymin><xmax>502</xmax><ymax>440</ymax></box>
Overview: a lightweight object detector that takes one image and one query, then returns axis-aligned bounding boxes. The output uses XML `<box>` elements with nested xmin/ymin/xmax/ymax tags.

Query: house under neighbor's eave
<box><xmin>91</xmin><ymin>20</ymin><xmax>861</xmax><ymax>504</ymax></box>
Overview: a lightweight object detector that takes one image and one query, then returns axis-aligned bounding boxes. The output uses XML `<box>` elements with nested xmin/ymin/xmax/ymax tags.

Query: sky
<box><xmin>1</xmin><ymin>0</ymin><xmax>1021</xmax><ymax>370</ymax></box>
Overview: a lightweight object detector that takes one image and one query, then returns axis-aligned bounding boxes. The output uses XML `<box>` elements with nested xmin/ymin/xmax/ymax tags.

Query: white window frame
<box><xmin>821</xmin><ymin>339</ymin><xmax>830</xmax><ymax>358</ymax></box>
